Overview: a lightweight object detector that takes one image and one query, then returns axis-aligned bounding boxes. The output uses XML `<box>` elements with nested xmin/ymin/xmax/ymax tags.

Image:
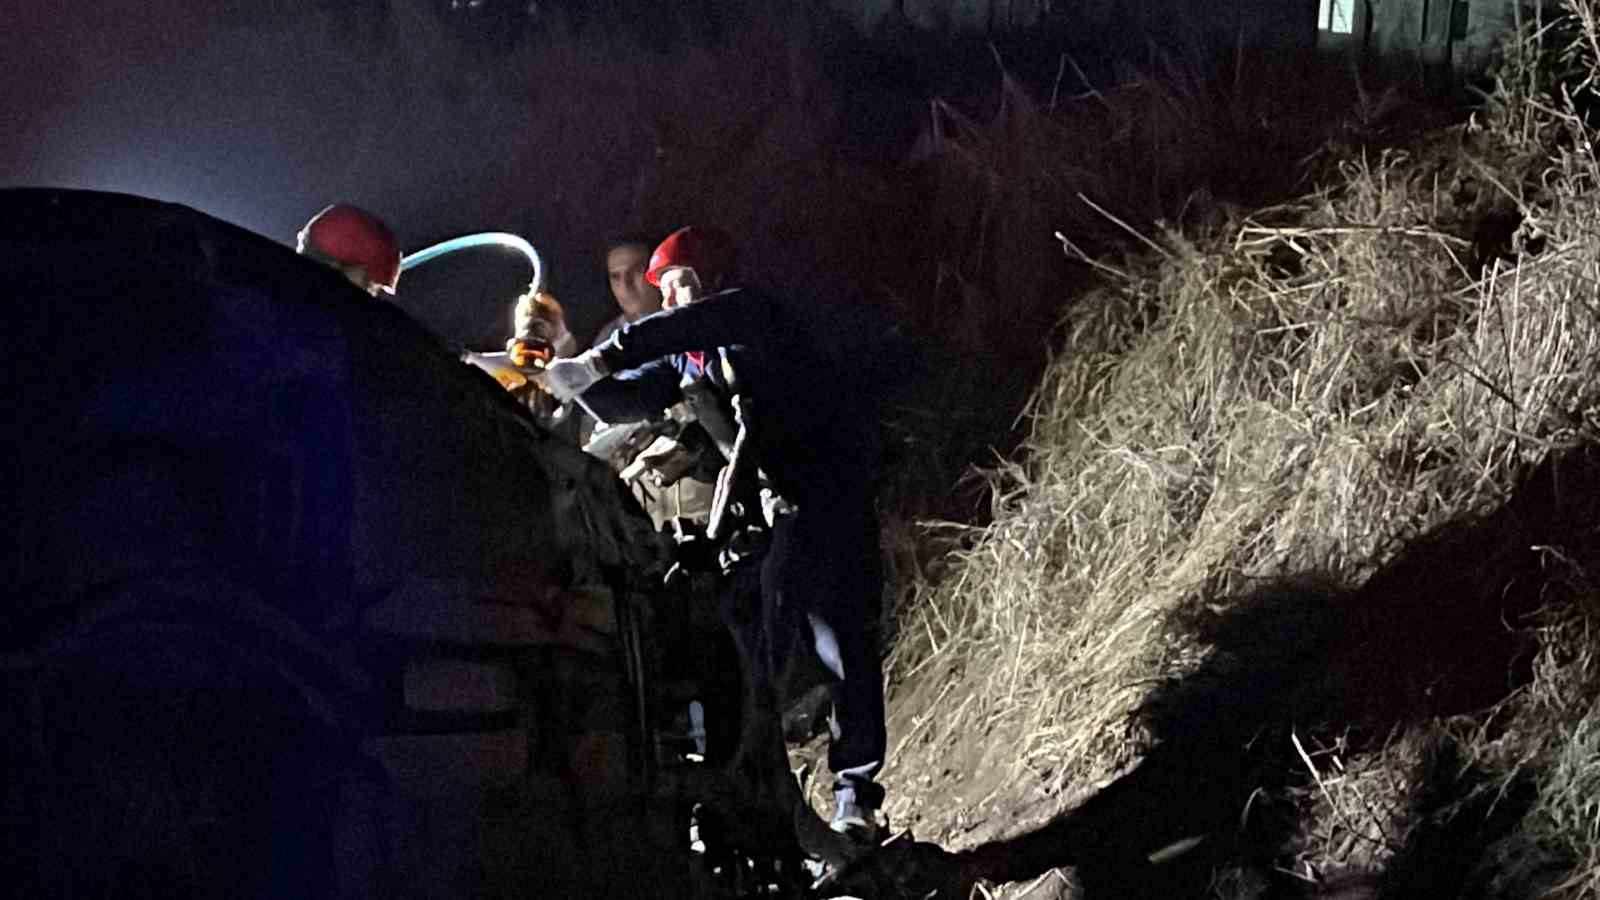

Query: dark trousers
<box><xmin>761</xmin><ymin>491</ymin><xmax>886</xmax><ymax>808</ymax></box>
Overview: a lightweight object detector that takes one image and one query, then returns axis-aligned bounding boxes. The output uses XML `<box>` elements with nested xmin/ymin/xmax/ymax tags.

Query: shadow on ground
<box><xmin>833</xmin><ymin>444</ymin><xmax>1600</xmax><ymax>898</ymax></box>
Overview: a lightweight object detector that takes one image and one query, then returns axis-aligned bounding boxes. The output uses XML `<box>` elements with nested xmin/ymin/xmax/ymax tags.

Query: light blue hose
<box><xmin>399</xmin><ymin>231</ymin><xmax>543</xmax><ymax>295</ymax></box>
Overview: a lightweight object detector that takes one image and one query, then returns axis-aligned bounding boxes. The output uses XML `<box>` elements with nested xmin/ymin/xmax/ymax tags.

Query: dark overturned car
<box><xmin>0</xmin><ymin>189</ymin><xmax>907</xmax><ymax>899</ymax></box>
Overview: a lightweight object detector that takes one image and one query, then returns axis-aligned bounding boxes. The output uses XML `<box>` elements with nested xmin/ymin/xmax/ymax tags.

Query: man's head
<box><xmin>296</xmin><ymin>204</ymin><xmax>402</xmax><ymax>296</ymax></box>
<box><xmin>645</xmin><ymin>226</ymin><xmax>737</xmax><ymax>309</ymax></box>
<box><xmin>604</xmin><ymin>236</ymin><xmax>662</xmax><ymax>321</ymax></box>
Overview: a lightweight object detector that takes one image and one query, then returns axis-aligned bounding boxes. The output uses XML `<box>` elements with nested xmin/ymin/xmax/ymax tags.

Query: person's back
<box><xmin>613</xmin><ymin>285</ymin><xmax>878</xmax><ymax>503</ymax></box>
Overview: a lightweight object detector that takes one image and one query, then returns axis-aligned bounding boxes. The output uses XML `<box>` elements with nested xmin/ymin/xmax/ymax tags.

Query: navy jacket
<box><xmin>581</xmin><ymin>286</ymin><xmax>882</xmax><ymax>504</ymax></box>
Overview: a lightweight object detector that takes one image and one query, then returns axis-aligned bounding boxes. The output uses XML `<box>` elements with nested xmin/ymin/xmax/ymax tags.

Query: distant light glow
<box><xmin>1319</xmin><ymin>0</ymin><xmax>1354</xmax><ymax>35</ymax></box>
<box><xmin>401</xmin><ymin>231</ymin><xmax>544</xmax><ymax>296</ymax></box>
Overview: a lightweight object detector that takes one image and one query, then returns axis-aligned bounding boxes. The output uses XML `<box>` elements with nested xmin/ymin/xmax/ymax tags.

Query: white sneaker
<box><xmin>829</xmin><ymin>794</ymin><xmax>882</xmax><ymax>844</ymax></box>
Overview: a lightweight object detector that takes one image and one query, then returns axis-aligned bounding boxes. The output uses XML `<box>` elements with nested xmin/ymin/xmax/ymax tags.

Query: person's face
<box><xmin>607</xmin><ymin>244</ymin><xmax>661</xmax><ymax>320</ymax></box>
<box><xmin>657</xmin><ymin>267</ymin><xmax>702</xmax><ymax>310</ymax></box>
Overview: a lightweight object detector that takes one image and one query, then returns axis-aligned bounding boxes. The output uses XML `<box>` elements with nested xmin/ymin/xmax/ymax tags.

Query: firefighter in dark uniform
<box><xmin>544</xmin><ymin>226</ymin><xmax>889</xmax><ymax>841</ymax></box>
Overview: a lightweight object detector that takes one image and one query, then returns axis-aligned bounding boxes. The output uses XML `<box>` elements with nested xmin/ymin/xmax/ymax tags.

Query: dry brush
<box><xmin>884</xmin><ymin>2</ymin><xmax>1600</xmax><ymax>895</ymax></box>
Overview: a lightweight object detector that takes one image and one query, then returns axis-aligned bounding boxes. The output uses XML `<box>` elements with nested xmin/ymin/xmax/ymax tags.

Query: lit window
<box><xmin>1319</xmin><ymin>0</ymin><xmax>1355</xmax><ymax>34</ymax></box>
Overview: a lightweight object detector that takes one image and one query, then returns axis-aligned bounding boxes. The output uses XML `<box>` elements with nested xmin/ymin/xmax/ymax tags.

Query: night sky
<box><xmin>5</xmin><ymin>2</ymin><xmax>651</xmax><ymax>346</ymax></box>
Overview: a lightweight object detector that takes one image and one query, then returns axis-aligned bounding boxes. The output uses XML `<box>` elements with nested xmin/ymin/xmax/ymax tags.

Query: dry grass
<box><xmin>1490</xmin><ymin>580</ymin><xmax>1600</xmax><ymax>896</ymax></box>
<box><xmin>872</xmin><ymin>35</ymin><xmax>1404</xmax><ymax>529</ymax></box>
<box><xmin>884</xmin><ymin>2</ymin><xmax>1600</xmax><ymax>894</ymax></box>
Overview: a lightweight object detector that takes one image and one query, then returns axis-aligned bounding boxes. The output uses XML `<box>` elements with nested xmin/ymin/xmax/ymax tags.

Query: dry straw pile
<box><xmin>886</xmin><ymin>1</ymin><xmax>1600</xmax><ymax>892</ymax></box>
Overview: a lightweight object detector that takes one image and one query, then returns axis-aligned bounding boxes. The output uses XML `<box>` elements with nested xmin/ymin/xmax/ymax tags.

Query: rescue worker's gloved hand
<box><xmin>506</xmin><ymin>336</ymin><xmax>554</xmax><ymax>370</ymax></box>
<box><xmin>544</xmin><ymin>348</ymin><xmax>610</xmax><ymax>402</ymax></box>
<box><xmin>759</xmin><ymin>486</ymin><xmax>794</xmax><ymax>527</ymax></box>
